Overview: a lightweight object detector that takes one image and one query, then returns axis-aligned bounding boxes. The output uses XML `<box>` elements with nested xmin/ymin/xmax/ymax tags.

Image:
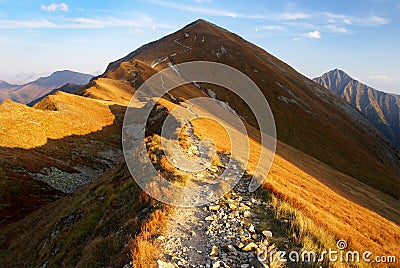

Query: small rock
<box><xmin>229</xmin><ymin>203</ymin><xmax>237</xmax><ymax>210</ymax></box>
<box><xmin>242</xmin><ymin>242</ymin><xmax>258</xmax><ymax>252</ymax></box>
<box><xmin>157</xmin><ymin>235</ymin><xmax>165</xmax><ymax>240</ymax></box>
<box><xmin>205</xmin><ymin>216</ymin><xmax>214</xmax><ymax>221</ymax></box>
<box><xmin>240</xmin><ymin>264</ymin><xmax>250</xmax><ymax>268</ymax></box>
<box><xmin>262</xmin><ymin>231</ymin><xmax>273</xmax><ymax>238</ymax></box>
<box><xmin>237</xmin><ymin>242</ymin><xmax>244</xmax><ymax>249</ymax></box>
<box><xmin>123</xmin><ymin>262</ymin><xmax>133</xmax><ymax>268</ymax></box>
<box><xmin>157</xmin><ymin>259</ymin><xmax>174</xmax><ymax>268</ymax></box>
<box><xmin>279</xmin><ymin>218</ymin><xmax>289</xmax><ymax>224</ymax></box>
<box><xmin>212</xmin><ymin>261</ymin><xmax>222</xmax><ymax>268</ymax></box>
<box><xmin>243</xmin><ymin>211</ymin><xmax>252</xmax><ymax>218</ymax></box>
<box><xmin>249</xmin><ymin>257</ymin><xmax>266</xmax><ymax>268</ymax></box>
<box><xmin>249</xmin><ymin>224</ymin><xmax>255</xmax><ymax>233</ymax></box>
<box><xmin>240</xmin><ymin>203</ymin><xmax>250</xmax><ymax>210</ymax></box>
<box><xmin>210</xmin><ymin>245</ymin><xmax>219</xmax><ymax>256</ymax></box>
<box><xmin>209</xmin><ymin>205</ymin><xmax>220</xmax><ymax>211</ymax></box>
<box><xmin>227</xmin><ymin>245</ymin><xmax>237</xmax><ymax>252</ymax></box>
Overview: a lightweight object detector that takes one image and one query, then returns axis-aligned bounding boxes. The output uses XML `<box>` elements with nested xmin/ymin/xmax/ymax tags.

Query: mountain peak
<box><xmin>314</xmin><ymin>69</ymin><xmax>400</xmax><ymax>149</ymax></box>
<box><xmin>104</xmin><ymin>19</ymin><xmax>233</xmax><ymax>73</ymax></box>
<box><xmin>319</xmin><ymin>69</ymin><xmax>353</xmax><ymax>85</ymax></box>
<box><xmin>183</xmin><ymin>18</ymin><xmax>209</xmax><ymax>27</ymax></box>
<box><xmin>0</xmin><ymin>80</ymin><xmax>11</xmax><ymax>86</ymax></box>
<box><xmin>327</xmin><ymin>68</ymin><xmax>349</xmax><ymax>78</ymax></box>
<box><xmin>182</xmin><ymin>18</ymin><xmax>231</xmax><ymax>34</ymax></box>
<box><xmin>182</xmin><ymin>19</ymin><xmax>219</xmax><ymax>30</ymax></box>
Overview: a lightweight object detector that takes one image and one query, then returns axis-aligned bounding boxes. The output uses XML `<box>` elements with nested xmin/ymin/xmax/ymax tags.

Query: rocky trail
<box><xmin>157</xmin><ymin>172</ymin><xmax>287</xmax><ymax>268</ymax></box>
<box><xmin>140</xmin><ymin>102</ymin><xmax>289</xmax><ymax>267</ymax></box>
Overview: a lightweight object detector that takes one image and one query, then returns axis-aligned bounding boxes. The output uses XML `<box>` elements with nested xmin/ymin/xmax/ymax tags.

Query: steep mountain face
<box><xmin>81</xmin><ymin>19</ymin><xmax>399</xmax><ymax>197</ymax></box>
<box><xmin>0</xmin><ymin>70</ymin><xmax>93</xmax><ymax>104</ymax></box>
<box><xmin>314</xmin><ymin>69</ymin><xmax>400</xmax><ymax>149</ymax></box>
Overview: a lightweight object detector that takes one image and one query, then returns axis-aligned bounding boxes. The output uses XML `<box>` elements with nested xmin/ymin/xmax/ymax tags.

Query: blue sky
<box><xmin>0</xmin><ymin>0</ymin><xmax>399</xmax><ymax>94</ymax></box>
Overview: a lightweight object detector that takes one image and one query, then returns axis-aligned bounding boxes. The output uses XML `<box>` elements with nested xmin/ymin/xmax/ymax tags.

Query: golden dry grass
<box><xmin>0</xmin><ymin>92</ymin><xmax>115</xmax><ymax>149</ymax></box>
<box><xmin>130</xmin><ymin>95</ymin><xmax>399</xmax><ymax>266</ymax></box>
<box><xmin>265</xmin><ymin>145</ymin><xmax>400</xmax><ymax>263</ymax></box>
<box><xmin>188</xmin><ymin>114</ymin><xmax>400</xmax><ymax>263</ymax></box>
<box><xmin>80</xmin><ymin>78</ymin><xmax>134</xmax><ymax>106</ymax></box>
<box><xmin>131</xmin><ymin>209</ymin><xmax>168</xmax><ymax>268</ymax></box>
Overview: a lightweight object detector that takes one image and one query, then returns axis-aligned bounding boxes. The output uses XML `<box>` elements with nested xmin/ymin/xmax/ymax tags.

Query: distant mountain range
<box><xmin>314</xmin><ymin>69</ymin><xmax>400</xmax><ymax>149</ymax></box>
<box><xmin>27</xmin><ymin>83</ymin><xmax>83</xmax><ymax>106</ymax></box>
<box><xmin>6</xmin><ymin>72</ymin><xmax>48</xmax><ymax>85</ymax></box>
<box><xmin>0</xmin><ymin>70</ymin><xmax>93</xmax><ymax>104</ymax></box>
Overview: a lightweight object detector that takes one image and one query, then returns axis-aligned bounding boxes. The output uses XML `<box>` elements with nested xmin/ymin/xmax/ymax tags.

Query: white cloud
<box><xmin>323</xmin><ymin>12</ymin><xmax>352</xmax><ymax>25</ymax></box>
<box><xmin>371</xmin><ymin>75</ymin><xmax>388</xmax><ymax>79</ymax></box>
<box><xmin>146</xmin><ymin>0</ymin><xmax>390</xmax><ymax>35</ymax></box>
<box><xmin>303</xmin><ymin>30</ymin><xmax>321</xmax><ymax>39</ymax></box>
<box><xmin>257</xmin><ymin>25</ymin><xmax>284</xmax><ymax>31</ymax></box>
<box><xmin>146</xmin><ymin>0</ymin><xmax>265</xmax><ymax>18</ymax></box>
<box><xmin>323</xmin><ymin>12</ymin><xmax>389</xmax><ymax>27</ymax></box>
<box><xmin>0</xmin><ymin>17</ymin><xmax>174</xmax><ymax>30</ymax></box>
<box><xmin>41</xmin><ymin>3</ymin><xmax>69</xmax><ymax>12</ymax></box>
<box><xmin>370</xmin><ymin>16</ymin><xmax>389</xmax><ymax>25</ymax></box>
<box><xmin>280</xmin><ymin>12</ymin><xmax>309</xmax><ymax>20</ymax></box>
<box><xmin>0</xmin><ymin>18</ymin><xmax>57</xmax><ymax>29</ymax></box>
<box><xmin>326</xmin><ymin>24</ymin><xmax>348</xmax><ymax>33</ymax></box>
<box><xmin>370</xmin><ymin>75</ymin><xmax>400</xmax><ymax>82</ymax></box>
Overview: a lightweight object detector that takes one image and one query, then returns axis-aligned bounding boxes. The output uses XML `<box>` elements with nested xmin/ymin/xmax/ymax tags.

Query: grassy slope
<box><xmin>0</xmin><ymin>163</ymin><xmax>162</xmax><ymax>268</ymax></box>
<box><xmin>161</xmin><ymin>96</ymin><xmax>400</xmax><ymax>261</ymax></box>
<box><xmin>0</xmin><ymin>69</ymin><xmax>398</xmax><ymax>267</ymax></box>
<box><xmin>0</xmin><ymin>92</ymin><xmax>124</xmax><ymax>224</ymax></box>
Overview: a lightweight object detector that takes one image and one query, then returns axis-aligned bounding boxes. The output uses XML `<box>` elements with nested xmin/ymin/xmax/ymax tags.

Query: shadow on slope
<box><xmin>0</xmin><ymin>103</ymin><xmax>125</xmax><ymax>226</ymax></box>
<box><xmin>0</xmin><ymin>162</ymin><xmax>161</xmax><ymax>268</ymax></box>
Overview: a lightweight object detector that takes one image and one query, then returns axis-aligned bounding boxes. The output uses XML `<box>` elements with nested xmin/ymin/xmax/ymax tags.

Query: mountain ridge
<box><xmin>84</xmin><ymin>19</ymin><xmax>399</xmax><ymax>197</ymax></box>
<box><xmin>314</xmin><ymin>69</ymin><xmax>400</xmax><ymax>149</ymax></box>
<box><xmin>0</xmin><ymin>70</ymin><xmax>93</xmax><ymax>104</ymax></box>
